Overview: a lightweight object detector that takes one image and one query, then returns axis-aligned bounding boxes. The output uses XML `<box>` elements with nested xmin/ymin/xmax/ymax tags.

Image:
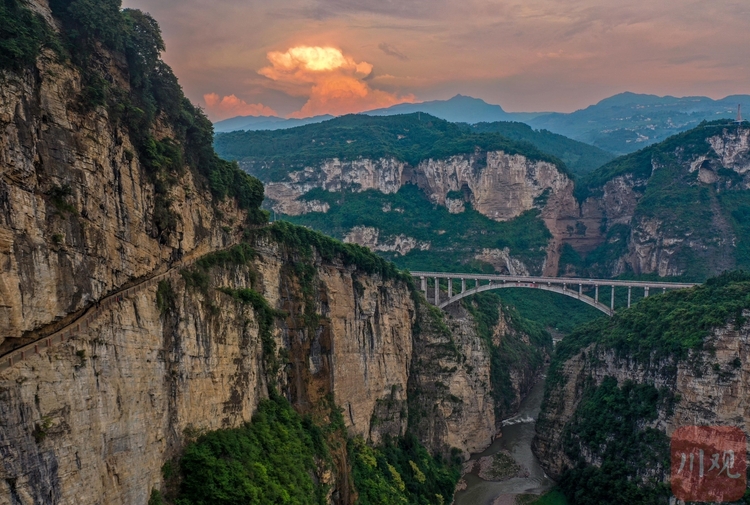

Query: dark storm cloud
<box><xmin>378</xmin><ymin>43</ymin><xmax>409</xmax><ymax>61</ymax></box>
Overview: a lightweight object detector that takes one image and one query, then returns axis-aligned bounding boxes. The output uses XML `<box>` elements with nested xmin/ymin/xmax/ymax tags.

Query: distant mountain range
<box><xmin>213</xmin><ymin>114</ymin><xmax>334</xmax><ymax>133</ymax></box>
<box><xmin>214</xmin><ymin>92</ymin><xmax>750</xmax><ymax>155</ymax></box>
<box><xmin>527</xmin><ymin>92</ymin><xmax>750</xmax><ymax>154</ymax></box>
<box><xmin>363</xmin><ymin>94</ymin><xmax>544</xmax><ymax>123</ymax></box>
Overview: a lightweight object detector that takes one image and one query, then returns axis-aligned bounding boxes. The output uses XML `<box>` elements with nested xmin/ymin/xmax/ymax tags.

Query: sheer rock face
<box><xmin>0</xmin><ymin>49</ymin><xmax>242</xmax><ymax>349</ymax></box>
<box><xmin>0</xmin><ymin>236</ymin><xmax>512</xmax><ymax>503</ymax></box>
<box><xmin>0</xmin><ymin>266</ymin><xmax>265</xmax><ymax>505</ymax></box>
<box><xmin>257</xmin><ymin>127</ymin><xmax>750</xmax><ymax>279</ymax></box>
<box><xmin>533</xmin><ymin>315</ymin><xmax>750</xmax><ymax>479</ymax></box>
<box><xmin>407</xmin><ymin>303</ymin><xmax>496</xmax><ymax>460</ymax></box>
<box><xmin>343</xmin><ymin>226</ymin><xmax>430</xmax><ymax>256</ymax></box>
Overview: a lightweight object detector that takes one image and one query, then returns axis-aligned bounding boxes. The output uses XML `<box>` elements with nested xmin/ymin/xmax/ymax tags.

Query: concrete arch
<box><xmin>438</xmin><ymin>282</ymin><xmax>613</xmax><ymax>316</ymax></box>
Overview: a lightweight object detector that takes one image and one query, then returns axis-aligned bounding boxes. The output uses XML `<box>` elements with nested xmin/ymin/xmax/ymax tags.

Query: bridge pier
<box><xmin>611</xmin><ymin>286</ymin><xmax>615</xmax><ymax>311</ymax></box>
<box><xmin>578</xmin><ymin>284</ymin><xmax>582</xmax><ymax>297</ymax></box>
<box><xmin>434</xmin><ymin>278</ymin><xmax>440</xmax><ymax>304</ymax></box>
<box><xmin>628</xmin><ymin>286</ymin><xmax>632</xmax><ymax>308</ymax></box>
<box><xmin>644</xmin><ymin>286</ymin><xmax>649</xmax><ymax>298</ymax></box>
<box><xmin>420</xmin><ymin>276</ymin><xmax>427</xmax><ymax>298</ymax></box>
<box><xmin>595</xmin><ymin>285</ymin><xmax>599</xmax><ymax>303</ymax></box>
<box><xmin>461</xmin><ymin>278</ymin><xmax>466</xmax><ymax>293</ymax></box>
<box><xmin>448</xmin><ymin>278</ymin><xmax>453</xmax><ymax>297</ymax></box>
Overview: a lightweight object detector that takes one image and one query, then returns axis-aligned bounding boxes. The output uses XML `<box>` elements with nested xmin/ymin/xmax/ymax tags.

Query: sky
<box><xmin>121</xmin><ymin>0</ymin><xmax>750</xmax><ymax>121</ymax></box>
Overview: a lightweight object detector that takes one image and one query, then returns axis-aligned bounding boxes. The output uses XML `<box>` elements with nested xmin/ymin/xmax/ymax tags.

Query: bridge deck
<box><xmin>410</xmin><ymin>272</ymin><xmax>697</xmax><ymax>290</ymax></box>
<box><xmin>410</xmin><ymin>271</ymin><xmax>698</xmax><ymax>314</ymax></box>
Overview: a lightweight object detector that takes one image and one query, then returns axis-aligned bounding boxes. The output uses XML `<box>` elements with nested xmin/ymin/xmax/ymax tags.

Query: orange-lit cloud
<box><xmin>124</xmin><ymin>0</ymin><xmax>750</xmax><ymax>115</ymax></box>
<box><xmin>258</xmin><ymin>46</ymin><xmax>414</xmax><ymax>118</ymax></box>
<box><xmin>203</xmin><ymin>93</ymin><xmax>277</xmax><ymax>120</ymax></box>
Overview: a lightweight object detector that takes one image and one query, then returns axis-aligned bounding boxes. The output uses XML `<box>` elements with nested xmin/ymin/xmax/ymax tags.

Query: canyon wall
<box><xmin>0</xmin><ymin>43</ymin><xmax>243</xmax><ymax>350</ymax></box>
<box><xmin>255</xmin><ymin>126</ymin><xmax>750</xmax><ymax>279</ymax></box>
<box><xmin>0</xmin><ymin>235</ymin><xmax>510</xmax><ymax>504</ymax></box>
<box><xmin>534</xmin><ymin>307</ymin><xmax>750</xmax><ymax>482</ymax></box>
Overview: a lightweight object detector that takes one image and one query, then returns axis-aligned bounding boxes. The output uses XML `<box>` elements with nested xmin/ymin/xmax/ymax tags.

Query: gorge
<box><xmin>3</xmin><ymin>1</ymin><xmax>750</xmax><ymax>504</ymax></box>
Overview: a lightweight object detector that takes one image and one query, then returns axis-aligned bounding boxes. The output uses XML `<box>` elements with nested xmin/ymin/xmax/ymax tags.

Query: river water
<box><xmin>454</xmin><ymin>375</ymin><xmax>554</xmax><ymax>505</ymax></box>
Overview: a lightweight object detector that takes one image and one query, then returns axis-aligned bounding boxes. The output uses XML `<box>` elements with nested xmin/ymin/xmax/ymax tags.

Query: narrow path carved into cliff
<box><xmin>0</xmin><ymin>231</ymin><xmax>262</xmax><ymax>373</ymax></box>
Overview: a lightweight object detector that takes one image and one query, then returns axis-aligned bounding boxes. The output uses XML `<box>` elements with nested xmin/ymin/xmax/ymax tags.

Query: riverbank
<box><xmin>453</xmin><ymin>374</ymin><xmax>554</xmax><ymax>505</ymax></box>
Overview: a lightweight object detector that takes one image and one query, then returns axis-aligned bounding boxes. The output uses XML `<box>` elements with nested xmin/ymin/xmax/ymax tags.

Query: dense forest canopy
<box><xmin>214</xmin><ymin>113</ymin><xmax>570</xmax><ymax>182</ymax></box>
<box><xmin>470</xmin><ymin>121</ymin><xmax>615</xmax><ymax>176</ymax></box>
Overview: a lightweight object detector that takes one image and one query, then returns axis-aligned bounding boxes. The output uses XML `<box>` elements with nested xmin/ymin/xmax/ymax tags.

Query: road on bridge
<box><xmin>410</xmin><ymin>271</ymin><xmax>698</xmax><ymax>315</ymax></box>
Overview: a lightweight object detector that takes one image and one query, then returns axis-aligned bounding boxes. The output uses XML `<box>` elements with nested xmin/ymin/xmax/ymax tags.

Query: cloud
<box><xmin>203</xmin><ymin>93</ymin><xmax>277</xmax><ymax>121</ymax></box>
<box><xmin>258</xmin><ymin>45</ymin><xmax>414</xmax><ymax>118</ymax></box>
<box><xmin>378</xmin><ymin>43</ymin><xmax>409</xmax><ymax>61</ymax></box>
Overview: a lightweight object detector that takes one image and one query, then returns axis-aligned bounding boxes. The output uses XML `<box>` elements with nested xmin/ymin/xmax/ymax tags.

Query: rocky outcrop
<box><xmin>0</xmin><ymin>262</ymin><xmax>264</xmax><ymax>505</ymax></box>
<box><xmin>255</xmin><ymin>125</ymin><xmax>750</xmax><ymax>279</ymax></box>
<box><xmin>534</xmin><ymin>311</ymin><xmax>750</xmax><ymax>480</ymax></box>
<box><xmin>0</xmin><ymin>43</ymin><xmax>242</xmax><ymax>350</ymax></box>
<box><xmin>407</xmin><ymin>303</ymin><xmax>496</xmax><ymax>459</ymax></box>
<box><xmin>261</xmin><ymin>152</ymin><xmax>570</xmax><ymax>223</ymax></box>
<box><xmin>343</xmin><ymin>226</ymin><xmax>430</xmax><ymax>256</ymax></box>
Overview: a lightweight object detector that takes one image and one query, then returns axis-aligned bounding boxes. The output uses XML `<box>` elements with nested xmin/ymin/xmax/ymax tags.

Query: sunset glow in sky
<box><xmin>122</xmin><ymin>0</ymin><xmax>750</xmax><ymax>120</ymax></box>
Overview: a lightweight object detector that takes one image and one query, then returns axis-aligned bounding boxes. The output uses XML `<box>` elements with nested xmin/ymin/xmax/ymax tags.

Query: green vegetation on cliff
<box><xmin>558</xmin><ymin>378</ymin><xmax>672</xmax><ymax>505</ymax></box>
<box><xmin>15</xmin><ymin>0</ymin><xmax>266</xmax><ymax>234</ymax></box>
<box><xmin>551</xmin><ymin>271</ymin><xmax>750</xmax><ymax>368</ymax></box>
<box><xmin>177</xmin><ymin>392</ymin><xmax>330</xmax><ymax>505</ymax></box>
<box><xmin>257</xmin><ymin>221</ymin><xmax>411</xmax><ymax>283</ymax></box>
<box><xmin>462</xmin><ymin>292</ymin><xmax>552</xmax><ymax>418</ymax></box>
<box><xmin>214</xmin><ymin>113</ymin><xmax>569</xmax><ymax>182</ymax></box>
<box><xmin>285</xmin><ymin>184</ymin><xmax>551</xmax><ymax>274</ymax></box>
<box><xmin>568</xmin><ymin>121</ymin><xmax>750</xmax><ymax>278</ymax></box>
<box><xmin>0</xmin><ymin>0</ymin><xmax>59</xmax><ymax>71</ymax></box>
<box><xmin>350</xmin><ymin>435</ymin><xmax>460</xmax><ymax>505</ymax></box>
<box><xmin>471</xmin><ymin>122</ymin><xmax>614</xmax><ymax>176</ymax></box>
<box><xmin>174</xmin><ymin>392</ymin><xmax>459</xmax><ymax>505</ymax></box>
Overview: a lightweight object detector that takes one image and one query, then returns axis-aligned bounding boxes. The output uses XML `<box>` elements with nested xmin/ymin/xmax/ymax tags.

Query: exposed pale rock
<box><xmin>534</xmin><ymin>314</ymin><xmax>750</xmax><ymax>479</ymax></box>
<box><xmin>445</xmin><ymin>198</ymin><xmax>465</xmax><ymax>214</ymax></box>
<box><xmin>474</xmin><ymin>248</ymin><xmax>530</xmax><ymax>276</ymax></box>
<box><xmin>709</xmin><ymin>129</ymin><xmax>750</xmax><ymax>173</ymax></box>
<box><xmin>0</xmin><ymin>48</ymin><xmax>242</xmax><ymax>348</ymax></box>
<box><xmin>343</xmin><ymin>226</ymin><xmax>430</xmax><ymax>256</ymax></box>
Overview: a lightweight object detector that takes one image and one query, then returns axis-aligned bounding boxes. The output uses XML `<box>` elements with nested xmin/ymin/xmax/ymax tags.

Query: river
<box><xmin>453</xmin><ymin>375</ymin><xmax>554</xmax><ymax>505</ymax></box>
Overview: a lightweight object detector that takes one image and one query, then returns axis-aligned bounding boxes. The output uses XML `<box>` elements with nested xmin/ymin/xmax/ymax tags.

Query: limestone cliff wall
<box><xmin>0</xmin><ymin>263</ymin><xmax>264</xmax><ymax>505</ymax></box>
<box><xmin>0</xmin><ymin>235</ymin><xmax>514</xmax><ymax>504</ymax></box>
<box><xmin>0</xmin><ymin>44</ymin><xmax>242</xmax><ymax>350</ymax></box>
<box><xmin>256</xmin><ymin>127</ymin><xmax>750</xmax><ymax>279</ymax></box>
<box><xmin>533</xmin><ymin>313</ymin><xmax>750</xmax><ymax>479</ymax></box>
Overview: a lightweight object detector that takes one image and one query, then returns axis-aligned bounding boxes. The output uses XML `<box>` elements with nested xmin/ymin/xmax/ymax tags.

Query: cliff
<box><xmin>0</xmin><ymin>3</ymin><xmax>550</xmax><ymax>503</ymax></box>
<box><xmin>565</xmin><ymin>123</ymin><xmax>750</xmax><ymax>279</ymax></box>
<box><xmin>532</xmin><ymin>273</ymin><xmax>750</xmax><ymax>502</ymax></box>
<box><xmin>0</xmin><ymin>0</ymin><xmax>263</xmax><ymax>352</ymax></box>
<box><xmin>0</xmin><ymin>220</ymin><xmax>543</xmax><ymax>503</ymax></box>
<box><xmin>219</xmin><ymin>118</ymin><xmax>750</xmax><ymax>281</ymax></box>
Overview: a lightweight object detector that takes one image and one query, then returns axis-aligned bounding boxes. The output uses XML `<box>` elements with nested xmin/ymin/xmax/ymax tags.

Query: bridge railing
<box><xmin>410</xmin><ymin>271</ymin><xmax>698</xmax><ymax>313</ymax></box>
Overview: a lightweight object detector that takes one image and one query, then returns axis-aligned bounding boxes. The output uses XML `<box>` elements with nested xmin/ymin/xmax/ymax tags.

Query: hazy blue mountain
<box><xmin>213</xmin><ymin>114</ymin><xmax>334</xmax><ymax>133</ymax></box>
<box><xmin>212</xmin><ymin>92</ymin><xmax>750</xmax><ymax>157</ymax></box>
<box><xmin>363</xmin><ymin>94</ymin><xmax>545</xmax><ymax>123</ymax></box>
<box><xmin>528</xmin><ymin>92</ymin><xmax>750</xmax><ymax>154</ymax></box>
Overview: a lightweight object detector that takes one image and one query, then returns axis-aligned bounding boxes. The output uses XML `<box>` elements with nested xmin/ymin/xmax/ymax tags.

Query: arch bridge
<box><xmin>410</xmin><ymin>272</ymin><xmax>698</xmax><ymax>316</ymax></box>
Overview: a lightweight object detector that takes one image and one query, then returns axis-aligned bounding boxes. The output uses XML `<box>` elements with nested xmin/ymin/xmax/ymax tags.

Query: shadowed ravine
<box><xmin>454</xmin><ymin>374</ymin><xmax>554</xmax><ymax>505</ymax></box>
